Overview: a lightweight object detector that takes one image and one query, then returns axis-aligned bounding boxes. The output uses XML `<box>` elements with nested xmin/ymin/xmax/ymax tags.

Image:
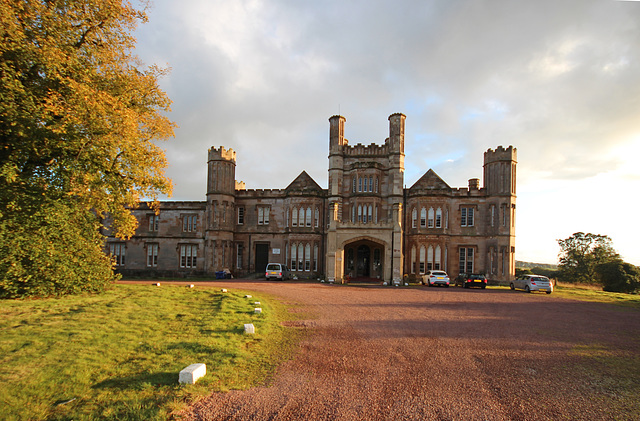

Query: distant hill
<box><xmin>516</xmin><ymin>261</ymin><xmax>558</xmax><ymax>270</ymax></box>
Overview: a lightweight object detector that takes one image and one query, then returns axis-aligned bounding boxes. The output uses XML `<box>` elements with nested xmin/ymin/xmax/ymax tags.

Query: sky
<box><xmin>133</xmin><ymin>0</ymin><xmax>640</xmax><ymax>266</ymax></box>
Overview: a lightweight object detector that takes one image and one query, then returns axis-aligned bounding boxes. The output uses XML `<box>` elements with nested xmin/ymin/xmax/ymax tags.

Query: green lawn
<box><xmin>0</xmin><ymin>284</ymin><xmax>304</xmax><ymax>420</ymax></box>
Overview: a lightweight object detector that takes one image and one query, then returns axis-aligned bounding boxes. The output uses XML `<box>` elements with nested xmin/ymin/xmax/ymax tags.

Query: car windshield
<box><xmin>432</xmin><ymin>271</ymin><xmax>447</xmax><ymax>276</ymax></box>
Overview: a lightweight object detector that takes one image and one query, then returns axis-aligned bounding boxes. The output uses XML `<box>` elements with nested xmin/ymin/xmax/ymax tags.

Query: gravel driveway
<box><xmin>174</xmin><ymin>281</ymin><xmax>640</xmax><ymax>420</ymax></box>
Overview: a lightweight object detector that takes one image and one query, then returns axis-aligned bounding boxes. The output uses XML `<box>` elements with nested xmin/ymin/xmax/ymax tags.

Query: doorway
<box><xmin>255</xmin><ymin>244</ymin><xmax>269</xmax><ymax>273</ymax></box>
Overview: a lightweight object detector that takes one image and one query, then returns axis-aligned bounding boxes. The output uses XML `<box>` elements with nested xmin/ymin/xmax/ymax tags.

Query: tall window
<box><xmin>236</xmin><ymin>243</ymin><xmax>243</xmax><ymax>269</ymax></box>
<box><xmin>298</xmin><ymin>243</ymin><xmax>303</xmax><ymax>273</ymax></box>
<box><xmin>363</xmin><ymin>176</ymin><xmax>368</xmax><ymax>192</ymax></box>
<box><xmin>352</xmin><ymin>176</ymin><xmax>356</xmax><ymax>193</ymax></box>
<box><xmin>358</xmin><ymin>205</ymin><xmax>363</xmax><ymax>223</ymax></box>
<box><xmin>369</xmin><ymin>176</ymin><xmax>373</xmax><ymax>192</ymax></box>
<box><xmin>147</xmin><ymin>243</ymin><xmax>158</xmax><ymax>267</ymax></box>
<box><xmin>149</xmin><ymin>214</ymin><xmax>159</xmax><ymax>232</ymax></box>
<box><xmin>427</xmin><ymin>246</ymin><xmax>433</xmax><ymax>271</ymax></box>
<box><xmin>461</xmin><ymin>207</ymin><xmax>474</xmax><ymax>227</ymax></box>
<box><xmin>435</xmin><ymin>208</ymin><xmax>442</xmax><ymax>228</ymax></box>
<box><xmin>435</xmin><ymin>246</ymin><xmax>442</xmax><ymax>270</ymax></box>
<box><xmin>291</xmin><ymin>243</ymin><xmax>297</xmax><ymax>270</ymax></box>
<box><xmin>411</xmin><ymin>246</ymin><xmax>416</xmax><ymax>274</ymax></box>
<box><xmin>292</xmin><ymin>208</ymin><xmax>298</xmax><ymax>227</ymax></box>
<box><xmin>412</xmin><ymin>208</ymin><xmax>417</xmax><ymax>228</ymax></box>
<box><xmin>358</xmin><ymin>177</ymin><xmax>363</xmax><ymax>192</ymax></box>
<box><xmin>237</xmin><ymin>207</ymin><xmax>244</xmax><ymax>225</ymax></box>
<box><xmin>491</xmin><ymin>205</ymin><xmax>495</xmax><ymax>227</ymax></box>
<box><xmin>306</xmin><ymin>207</ymin><xmax>312</xmax><ymax>226</ymax></box>
<box><xmin>428</xmin><ymin>208</ymin><xmax>435</xmax><ymax>228</ymax></box>
<box><xmin>109</xmin><ymin>243</ymin><xmax>125</xmax><ymax>266</ymax></box>
<box><xmin>374</xmin><ymin>177</ymin><xmax>379</xmax><ymax>193</ymax></box>
<box><xmin>257</xmin><ymin>207</ymin><xmax>269</xmax><ymax>225</ymax></box>
<box><xmin>419</xmin><ymin>246</ymin><xmax>426</xmax><ymax>274</ymax></box>
<box><xmin>180</xmin><ymin>244</ymin><xmax>197</xmax><ymax>268</ymax></box>
<box><xmin>368</xmin><ymin>205</ymin><xmax>372</xmax><ymax>223</ymax></box>
<box><xmin>420</xmin><ymin>208</ymin><xmax>427</xmax><ymax>227</ymax></box>
<box><xmin>313</xmin><ymin>244</ymin><xmax>318</xmax><ymax>271</ymax></box>
<box><xmin>459</xmin><ymin>247</ymin><xmax>474</xmax><ymax>274</ymax></box>
<box><xmin>183</xmin><ymin>215</ymin><xmax>197</xmax><ymax>232</ymax></box>
<box><xmin>314</xmin><ymin>207</ymin><xmax>319</xmax><ymax>227</ymax></box>
<box><xmin>305</xmin><ymin>243</ymin><xmax>311</xmax><ymax>271</ymax></box>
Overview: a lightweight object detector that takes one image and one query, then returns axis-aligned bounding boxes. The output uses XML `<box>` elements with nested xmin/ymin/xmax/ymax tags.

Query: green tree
<box><xmin>596</xmin><ymin>259</ymin><xmax>640</xmax><ymax>294</ymax></box>
<box><xmin>0</xmin><ymin>0</ymin><xmax>174</xmax><ymax>298</ymax></box>
<box><xmin>557</xmin><ymin>232</ymin><xmax>619</xmax><ymax>284</ymax></box>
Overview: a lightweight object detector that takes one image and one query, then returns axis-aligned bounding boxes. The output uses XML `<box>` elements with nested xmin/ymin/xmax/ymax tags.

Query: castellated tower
<box><xmin>483</xmin><ymin>146</ymin><xmax>517</xmax><ymax>196</ymax></box>
<box><xmin>206</xmin><ymin>146</ymin><xmax>237</xmax><ymax>271</ymax></box>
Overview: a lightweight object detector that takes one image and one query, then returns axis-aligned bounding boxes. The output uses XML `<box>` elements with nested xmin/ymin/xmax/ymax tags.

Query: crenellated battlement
<box><xmin>343</xmin><ymin>142</ymin><xmax>389</xmax><ymax>157</ymax></box>
<box><xmin>208</xmin><ymin>146</ymin><xmax>236</xmax><ymax>163</ymax></box>
<box><xmin>484</xmin><ymin>145</ymin><xmax>517</xmax><ymax>164</ymax></box>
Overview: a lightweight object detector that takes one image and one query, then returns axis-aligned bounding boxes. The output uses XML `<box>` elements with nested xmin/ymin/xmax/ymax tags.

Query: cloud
<box><xmin>133</xmin><ymin>0</ymin><xmax>640</xmax><ymax>264</ymax></box>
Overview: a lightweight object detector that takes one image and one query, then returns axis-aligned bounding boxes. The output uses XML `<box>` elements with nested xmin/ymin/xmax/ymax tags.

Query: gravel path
<box><xmin>162</xmin><ymin>281</ymin><xmax>640</xmax><ymax>420</ymax></box>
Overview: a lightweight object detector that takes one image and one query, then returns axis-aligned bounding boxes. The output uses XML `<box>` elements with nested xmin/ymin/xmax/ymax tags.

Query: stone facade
<box><xmin>106</xmin><ymin>113</ymin><xmax>517</xmax><ymax>282</ymax></box>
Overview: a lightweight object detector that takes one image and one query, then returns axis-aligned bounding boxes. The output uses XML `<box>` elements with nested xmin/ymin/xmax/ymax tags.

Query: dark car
<box><xmin>456</xmin><ymin>273</ymin><xmax>488</xmax><ymax>289</ymax></box>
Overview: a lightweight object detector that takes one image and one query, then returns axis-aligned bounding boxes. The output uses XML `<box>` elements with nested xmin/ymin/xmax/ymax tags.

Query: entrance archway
<box><xmin>343</xmin><ymin>239</ymin><xmax>384</xmax><ymax>281</ymax></box>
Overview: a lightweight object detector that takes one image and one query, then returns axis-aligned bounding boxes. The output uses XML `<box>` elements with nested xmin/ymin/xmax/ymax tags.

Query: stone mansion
<box><xmin>106</xmin><ymin>113</ymin><xmax>517</xmax><ymax>283</ymax></box>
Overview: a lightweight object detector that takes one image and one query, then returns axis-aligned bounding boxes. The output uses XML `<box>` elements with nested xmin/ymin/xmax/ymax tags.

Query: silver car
<box><xmin>510</xmin><ymin>275</ymin><xmax>553</xmax><ymax>294</ymax></box>
<box><xmin>265</xmin><ymin>263</ymin><xmax>291</xmax><ymax>280</ymax></box>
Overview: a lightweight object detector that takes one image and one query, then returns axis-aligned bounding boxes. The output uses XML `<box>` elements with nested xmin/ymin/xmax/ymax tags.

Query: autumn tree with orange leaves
<box><xmin>0</xmin><ymin>1</ymin><xmax>174</xmax><ymax>298</ymax></box>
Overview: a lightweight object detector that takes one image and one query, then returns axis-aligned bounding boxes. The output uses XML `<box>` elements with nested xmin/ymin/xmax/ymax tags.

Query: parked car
<box><xmin>456</xmin><ymin>273</ymin><xmax>488</xmax><ymax>289</ymax></box>
<box><xmin>510</xmin><ymin>275</ymin><xmax>553</xmax><ymax>294</ymax></box>
<box><xmin>423</xmin><ymin>270</ymin><xmax>450</xmax><ymax>287</ymax></box>
<box><xmin>265</xmin><ymin>263</ymin><xmax>291</xmax><ymax>280</ymax></box>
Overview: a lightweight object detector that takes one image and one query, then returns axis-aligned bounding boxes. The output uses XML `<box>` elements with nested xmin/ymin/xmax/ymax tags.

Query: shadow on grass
<box><xmin>92</xmin><ymin>371</ymin><xmax>177</xmax><ymax>390</ymax></box>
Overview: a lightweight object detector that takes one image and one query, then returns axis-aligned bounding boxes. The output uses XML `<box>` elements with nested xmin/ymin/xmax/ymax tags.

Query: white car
<box><xmin>510</xmin><ymin>275</ymin><xmax>553</xmax><ymax>294</ymax></box>
<box><xmin>423</xmin><ymin>270</ymin><xmax>450</xmax><ymax>287</ymax></box>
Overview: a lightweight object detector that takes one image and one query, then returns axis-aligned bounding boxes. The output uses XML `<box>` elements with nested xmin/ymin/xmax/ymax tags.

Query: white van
<box><xmin>265</xmin><ymin>263</ymin><xmax>291</xmax><ymax>280</ymax></box>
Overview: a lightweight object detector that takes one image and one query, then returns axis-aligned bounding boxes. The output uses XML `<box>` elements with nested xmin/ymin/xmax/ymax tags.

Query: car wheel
<box><xmin>546</xmin><ymin>291</ymin><xmax>552</xmax><ymax>294</ymax></box>
<box><xmin>481</xmin><ymin>285</ymin><xmax>486</xmax><ymax>289</ymax></box>
<box><xmin>445</xmin><ymin>284</ymin><xmax>450</xmax><ymax>288</ymax></box>
<box><xmin>463</xmin><ymin>283</ymin><xmax>468</xmax><ymax>289</ymax></box>
<box><xmin>510</xmin><ymin>282</ymin><xmax>515</xmax><ymax>290</ymax></box>
<box><xmin>525</xmin><ymin>285</ymin><xmax>531</xmax><ymax>293</ymax></box>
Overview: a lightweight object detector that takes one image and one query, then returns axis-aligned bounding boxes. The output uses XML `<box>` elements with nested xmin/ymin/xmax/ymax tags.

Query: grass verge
<box><xmin>552</xmin><ymin>284</ymin><xmax>640</xmax><ymax>309</ymax></box>
<box><xmin>0</xmin><ymin>284</ymin><xmax>305</xmax><ymax>420</ymax></box>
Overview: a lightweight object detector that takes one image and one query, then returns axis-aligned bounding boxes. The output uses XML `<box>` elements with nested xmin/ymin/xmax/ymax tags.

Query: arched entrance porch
<box><xmin>343</xmin><ymin>239</ymin><xmax>385</xmax><ymax>281</ymax></box>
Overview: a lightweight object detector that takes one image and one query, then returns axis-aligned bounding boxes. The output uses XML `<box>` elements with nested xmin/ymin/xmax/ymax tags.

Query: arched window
<box><xmin>358</xmin><ymin>177</ymin><xmax>363</xmax><ymax>192</ymax></box>
<box><xmin>428</xmin><ymin>208</ymin><xmax>435</xmax><ymax>228</ymax></box>
<box><xmin>363</xmin><ymin>176</ymin><xmax>368</xmax><ymax>192</ymax></box>
<box><xmin>412</xmin><ymin>208</ymin><xmax>417</xmax><ymax>228</ymax></box>
<box><xmin>286</xmin><ymin>208</ymin><xmax>289</xmax><ymax>227</ymax></box>
<box><xmin>419</xmin><ymin>246</ymin><xmax>426</xmax><ymax>274</ymax></box>
<box><xmin>368</xmin><ymin>205</ymin><xmax>372</xmax><ymax>223</ymax></box>
<box><xmin>352</xmin><ymin>176</ymin><xmax>356</xmax><ymax>193</ymax></box>
<box><xmin>435</xmin><ymin>245</ymin><xmax>442</xmax><ymax>270</ymax></box>
<box><xmin>435</xmin><ymin>208</ymin><xmax>442</xmax><ymax>228</ymax></box>
<box><xmin>314</xmin><ymin>244</ymin><xmax>319</xmax><ymax>271</ymax></box>
<box><xmin>298</xmin><ymin>244</ymin><xmax>304</xmax><ymax>272</ymax></box>
<box><xmin>411</xmin><ymin>246</ymin><xmax>416</xmax><ymax>274</ymax></box>
<box><xmin>306</xmin><ymin>207</ymin><xmax>312</xmax><ymax>226</ymax></box>
<box><xmin>292</xmin><ymin>208</ymin><xmax>298</xmax><ymax>227</ymax></box>
<box><xmin>369</xmin><ymin>176</ymin><xmax>373</xmax><ymax>192</ymax></box>
<box><xmin>427</xmin><ymin>245</ymin><xmax>434</xmax><ymax>271</ymax></box>
<box><xmin>305</xmin><ymin>244</ymin><xmax>311</xmax><ymax>271</ymax></box>
<box><xmin>314</xmin><ymin>207</ymin><xmax>319</xmax><ymax>227</ymax></box>
<box><xmin>375</xmin><ymin>177</ymin><xmax>379</xmax><ymax>193</ymax></box>
<box><xmin>420</xmin><ymin>208</ymin><xmax>427</xmax><ymax>227</ymax></box>
<box><xmin>291</xmin><ymin>243</ymin><xmax>297</xmax><ymax>270</ymax></box>
<box><xmin>358</xmin><ymin>205</ymin><xmax>363</xmax><ymax>223</ymax></box>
